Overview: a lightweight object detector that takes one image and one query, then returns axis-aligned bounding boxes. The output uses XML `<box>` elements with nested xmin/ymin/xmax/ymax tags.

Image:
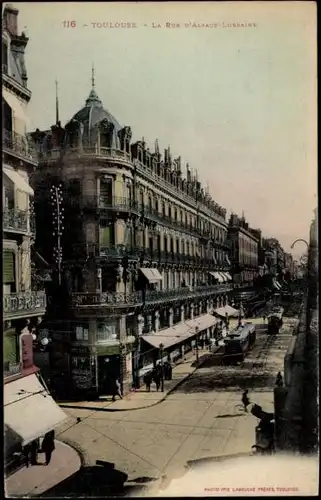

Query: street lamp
<box><xmin>159</xmin><ymin>342</ymin><xmax>164</xmax><ymax>392</ymax></box>
<box><xmin>50</xmin><ymin>184</ymin><xmax>64</xmax><ymax>286</ymax></box>
<box><xmin>195</xmin><ymin>327</ymin><xmax>199</xmax><ymax>363</ymax></box>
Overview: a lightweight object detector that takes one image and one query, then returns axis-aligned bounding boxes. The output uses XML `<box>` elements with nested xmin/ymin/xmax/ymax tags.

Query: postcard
<box><xmin>3</xmin><ymin>1</ymin><xmax>318</xmax><ymax>498</ymax></box>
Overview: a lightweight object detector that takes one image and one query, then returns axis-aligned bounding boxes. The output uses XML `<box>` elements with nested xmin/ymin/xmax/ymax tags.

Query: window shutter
<box><xmin>3</xmin><ymin>251</ymin><xmax>15</xmax><ymax>283</ymax></box>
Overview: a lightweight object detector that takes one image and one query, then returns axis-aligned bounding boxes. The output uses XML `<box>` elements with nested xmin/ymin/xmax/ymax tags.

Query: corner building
<box><xmin>30</xmin><ymin>78</ymin><xmax>233</xmax><ymax>396</ymax></box>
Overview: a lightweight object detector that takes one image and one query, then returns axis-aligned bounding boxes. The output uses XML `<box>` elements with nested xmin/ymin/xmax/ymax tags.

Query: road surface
<box><xmin>43</xmin><ymin>320</ymin><xmax>295</xmax><ymax>497</ymax></box>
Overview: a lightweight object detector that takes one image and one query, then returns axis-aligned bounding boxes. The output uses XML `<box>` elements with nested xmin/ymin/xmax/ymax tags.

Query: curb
<box><xmin>57</xmin><ymin>438</ymin><xmax>91</xmax><ymax>467</ymax></box>
<box><xmin>59</xmin><ymin>354</ymin><xmax>211</xmax><ymax>413</ymax></box>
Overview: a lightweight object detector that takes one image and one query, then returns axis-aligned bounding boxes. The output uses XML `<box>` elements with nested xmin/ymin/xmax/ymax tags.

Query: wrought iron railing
<box><xmin>3</xmin><ymin>291</ymin><xmax>47</xmax><ymax>319</ymax></box>
<box><xmin>3</xmin><ymin>130</ymin><xmax>38</xmax><ymax>161</ymax></box>
<box><xmin>3</xmin><ymin>208</ymin><xmax>35</xmax><ymax>234</ymax></box>
<box><xmin>144</xmin><ymin>283</ymin><xmax>233</xmax><ymax>304</ymax></box>
<box><xmin>4</xmin><ymin>362</ymin><xmax>21</xmax><ymax>379</ymax></box>
<box><xmin>71</xmin><ymin>291</ymin><xmax>144</xmax><ymax>307</ymax></box>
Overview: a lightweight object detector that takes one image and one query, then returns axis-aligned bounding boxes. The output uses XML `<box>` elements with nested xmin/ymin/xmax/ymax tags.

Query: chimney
<box><xmin>3</xmin><ymin>4</ymin><xmax>19</xmax><ymax>36</ymax></box>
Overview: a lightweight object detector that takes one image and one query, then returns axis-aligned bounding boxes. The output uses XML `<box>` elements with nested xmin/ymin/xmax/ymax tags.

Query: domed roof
<box><xmin>72</xmin><ymin>88</ymin><xmax>122</xmax><ymax>133</ymax></box>
<box><xmin>68</xmin><ymin>68</ymin><xmax>123</xmax><ymax>149</ymax></box>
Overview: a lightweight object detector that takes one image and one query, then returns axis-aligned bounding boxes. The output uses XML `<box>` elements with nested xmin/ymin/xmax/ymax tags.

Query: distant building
<box><xmin>29</xmin><ymin>71</ymin><xmax>233</xmax><ymax>396</ymax></box>
<box><xmin>227</xmin><ymin>214</ymin><xmax>259</xmax><ymax>287</ymax></box>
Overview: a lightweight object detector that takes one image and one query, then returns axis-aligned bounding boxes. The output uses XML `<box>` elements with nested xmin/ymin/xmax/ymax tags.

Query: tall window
<box><xmin>97</xmin><ymin>322</ymin><xmax>117</xmax><ymax>342</ymax></box>
<box><xmin>140</xmin><ymin>191</ymin><xmax>144</xmax><ymax>207</ymax></box>
<box><xmin>164</xmin><ymin>236</ymin><xmax>168</xmax><ymax>253</ymax></box>
<box><xmin>100</xmin><ymin>224</ymin><xmax>114</xmax><ymax>248</ymax></box>
<box><xmin>75</xmin><ymin>326</ymin><xmax>89</xmax><ymax>341</ymax></box>
<box><xmin>2</xmin><ymin>39</ymin><xmax>8</xmax><ymax>72</ymax></box>
<box><xmin>3</xmin><ymin>250</ymin><xmax>15</xmax><ymax>292</ymax></box>
<box><xmin>148</xmin><ymin>196</ymin><xmax>153</xmax><ymax>210</ymax></box>
<box><xmin>176</xmin><ymin>239</ymin><xmax>180</xmax><ymax>254</ymax></box>
<box><xmin>100</xmin><ymin>178</ymin><xmax>113</xmax><ymax>206</ymax></box>
<box><xmin>162</xmin><ymin>202</ymin><xmax>166</xmax><ymax>216</ymax></box>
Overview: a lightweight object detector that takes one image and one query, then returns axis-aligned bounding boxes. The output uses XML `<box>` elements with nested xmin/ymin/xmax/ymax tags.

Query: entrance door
<box><xmin>98</xmin><ymin>355</ymin><xmax>120</xmax><ymax>395</ymax></box>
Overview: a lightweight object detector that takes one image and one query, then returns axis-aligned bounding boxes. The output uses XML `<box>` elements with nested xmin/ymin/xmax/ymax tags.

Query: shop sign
<box><xmin>96</xmin><ymin>345</ymin><xmax>120</xmax><ymax>356</ymax></box>
<box><xmin>71</xmin><ymin>346</ymin><xmax>90</xmax><ymax>356</ymax></box>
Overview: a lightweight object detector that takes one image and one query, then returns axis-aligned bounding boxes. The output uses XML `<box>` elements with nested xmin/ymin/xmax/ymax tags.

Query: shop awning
<box><xmin>3</xmin><ymin>166</ymin><xmax>34</xmax><ymax>196</ymax></box>
<box><xmin>218</xmin><ymin>272</ymin><xmax>227</xmax><ymax>282</ymax></box>
<box><xmin>214</xmin><ymin>305</ymin><xmax>239</xmax><ymax>318</ymax></box>
<box><xmin>4</xmin><ymin>374</ymin><xmax>68</xmax><ymax>448</ymax></box>
<box><xmin>210</xmin><ymin>272</ymin><xmax>224</xmax><ymax>283</ymax></box>
<box><xmin>141</xmin><ymin>314</ymin><xmax>217</xmax><ymax>350</ymax></box>
<box><xmin>3</xmin><ymin>88</ymin><xmax>29</xmax><ymax>125</ymax></box>
<box><xmin>275</xmin><ymin>281</ymin><xmax>282</xmax><ymax>290</ymax></box>
<box><xmin>224</xmin><ymin>272</ymin><xmax>233</xmax><ymax>281</ymax></box>
<box><xmin>140</xmin><ymin>268</ymin><xmax>163</xmax><ymax>284</ymax></box>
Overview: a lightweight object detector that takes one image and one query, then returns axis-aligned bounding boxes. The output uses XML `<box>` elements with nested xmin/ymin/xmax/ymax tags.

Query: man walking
<box><xmin>41</xmin><ymin>431</ymin><xmax>55</xmax><ymax>466</ymax></box>
<box><xmin>112</xmin><ymin>379</ymin><xmax>123</xmax><ymax>401</ymax></box>
<box><xmin>241</xmin><ymin>389</ymin><xmax>251</xmax><ymax>412</ymax></box>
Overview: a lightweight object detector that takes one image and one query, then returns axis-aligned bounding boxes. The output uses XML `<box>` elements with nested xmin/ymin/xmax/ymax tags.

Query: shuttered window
<box><xmin>3</xmin><ymin>250</ymin><xmax>15</xmax><ymax>283</ymax></box>
<box><xmin>99</xmin><ymin>226</ymin><xmax>113</xmax><ymax>247</ymax></box>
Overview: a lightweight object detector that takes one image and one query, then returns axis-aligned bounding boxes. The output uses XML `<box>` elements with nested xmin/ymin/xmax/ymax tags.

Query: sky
<box><xmin>9</xmin><ymin>1</ymin><xmax>317</xmax><ymax>258</ymax></box>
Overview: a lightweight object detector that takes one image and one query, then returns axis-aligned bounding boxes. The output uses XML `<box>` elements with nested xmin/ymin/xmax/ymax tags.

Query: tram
<box><xmin>267</xmin><ymin>306</ymin><xmax>284</xmax><ymax>335</ymax></box>
<box><xmin>223</xmin><ymin>323</ymin><xmax>256</xmax><ymax>364</ymax></box>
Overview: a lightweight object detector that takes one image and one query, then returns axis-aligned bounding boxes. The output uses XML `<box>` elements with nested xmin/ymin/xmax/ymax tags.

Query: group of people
<box><xmin>23</xmin><ymin>430</ymin><xmax>56</xmax><ymax>467</ymax></box>
<box><xmin>143</xmin><ymin>361</ymin><xmax>172</xmax><ymax>392</ymax></box>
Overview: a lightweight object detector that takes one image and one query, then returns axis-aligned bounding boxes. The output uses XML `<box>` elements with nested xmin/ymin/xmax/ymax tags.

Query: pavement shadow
<box><xmin>41</xmin><ymin>460</ymin><xmax>131</xmax><ymax>497</ymax></box>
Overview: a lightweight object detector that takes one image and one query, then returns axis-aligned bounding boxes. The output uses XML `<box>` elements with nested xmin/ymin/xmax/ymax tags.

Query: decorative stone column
<box><xmin>137</xmin><ymin>314</ymin><xmax>144</xmax><ymax>336</ymax></box>
<box><xmin>118</xmin><ymin>316</ymin><xmax>127</xmax><ymax>392</ymax></box>
<box><xmin>180</xmin><ymin>305</ymin><xmax>185</xmax><ymax>322</ymax></box>
<box><xmin>206</xmin><ymin>300</ymin><xmax>210</xmax><ymax>314</ymax></box>
<box><xmin>199</xmin><ymin>302</ymin><xmax>202</xmax><ymax>315</ymax></box>
<box><xmin>155</xmin><ymin>311</ymin><xmax>160</xmax><ymax>332</ymax></box>
<box><xmin>169</xmin><ymin>307</ymin><xmax>174</xmax><ymax>327</ymax></box>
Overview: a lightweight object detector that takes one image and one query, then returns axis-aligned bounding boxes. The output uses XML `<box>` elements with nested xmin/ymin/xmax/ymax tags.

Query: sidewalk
<box><xmin>59</xmin><ymin>348</ymin><xmax>216</xmax><ymax>413</ymax></box>
<box><xmin>5</xmin><ymin>440</ymin><xmax>82</xmax><ymax>497</ymax></box>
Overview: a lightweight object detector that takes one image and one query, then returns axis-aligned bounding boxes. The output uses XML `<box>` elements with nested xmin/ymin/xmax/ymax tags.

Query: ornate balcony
<box><xmin>3</xmin><ymin>291</ymin><xmax>47</xmax><ymax>321</ymax></box>
<box><xmin>4</xmin><ymin>362</ymin><xmax>21</xmax><ymax>379</ymax></box>
<box><xmin>3</xmin><ymin>130</ymin><xmax>38</xmax><ymax>163</ymax></box>
<box><xmin>3</xmin><ymin>208</ymin><xmax>35</xmax><ymax>234</ymax></box>
<box><xmin>144</xmin><ymin>283</ymin><xmax>233</xmax><ymax>305</ymax></box>
<box><xmin>71</xmin><ymin>291</ymin><xmax>143</xmax><ymax>308</ymax></box>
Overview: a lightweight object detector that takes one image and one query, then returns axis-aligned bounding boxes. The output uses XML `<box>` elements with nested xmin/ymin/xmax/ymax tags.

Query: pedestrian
<box><xmin>167</xmin><ymin>363</ymin><xmax>172</xmax><ymax>380</ymax></box>
<box><xmin>241</xmin><ymin>390</ymin><xmax>250</xmax><ymax>412</ymax></box>
<box><xmin>144</xmin><ymin>372</ymin><xmax>152</xmax><ymax>392</ymax></box>
<box><xmin>41</xmin><ymin>430</ymin><xmax>55</xmax><ymax>466</ymax></box>
<box><xmin>30</xmin><ymin>438</ymin><xmax>40</xmax><ymax>465</ymax></box>
<box><xmin>153</xmin><ymin>370</ymin><xmax>161</xmax><ymax>391</ymax></box>
<box><xmin>112</xmin><ymin>379</ymin><xmax>123</xmax><ymax>401</ymax></box>
<box><xmin>275</xmin><ymin>371</ymin><xmax>283</xmax><ymax>387</ymax></box>
<box><xmin>262</xmin><ymin>314</ymin><xmax>266</xmax><ymax>324</ymax></box>
<box><xmin>23</xmin><ymin>443</ymin><xmax>32</xmax><ymax>468</ymax></box>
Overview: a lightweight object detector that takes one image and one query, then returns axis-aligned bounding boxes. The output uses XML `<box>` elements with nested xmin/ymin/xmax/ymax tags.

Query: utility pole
<box><xmin>159</xmin><ymin>343</ymin><xmax>164</xmax><ymax>392</ymax></box>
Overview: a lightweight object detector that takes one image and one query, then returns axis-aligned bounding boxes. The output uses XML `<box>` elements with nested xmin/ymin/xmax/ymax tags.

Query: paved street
<box><xmin>41</xmin><ymin>319</ymin><xmax>295</xmax><ymax>497</ymax></box>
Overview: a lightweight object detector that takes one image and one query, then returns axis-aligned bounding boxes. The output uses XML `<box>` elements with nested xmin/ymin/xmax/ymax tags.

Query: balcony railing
<box><xmin>3</xmin><ymin>291</ymin><xmax>47</xmax><ymax>320</ymax></box>
<box><xmin>3</xmin><ymin>130</ymin><xmax>38</xmax><ymax>162</ymax></box>
<box><xmin>3</xmin><ymin>208</ymin><xmax>35</xmax><ymax>234</ymax></box>
<box><xmin>4</xmin><ymin>362</ymin><xmax>21</xmax><ymax>379</ymax></box>
<box><xmin>99</xmin><ymin>196</ymin><xmax>139</xmax><ymax>213</ymax></box>
<box><xmin>145</xmin><ymin>283</ymin><xmax>233</xmax><ymax>304</ymax></box>
<box><xmin>71</xmin><ymin>291</ymin><xmax>144</xmax><ymax>307</ymax></box>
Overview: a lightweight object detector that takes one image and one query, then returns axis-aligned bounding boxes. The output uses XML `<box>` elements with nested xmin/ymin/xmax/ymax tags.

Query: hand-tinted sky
<box><xmin>12</xmin><ymin>2</ymin><xmax>317</xmax><ymax>258</ymax></box>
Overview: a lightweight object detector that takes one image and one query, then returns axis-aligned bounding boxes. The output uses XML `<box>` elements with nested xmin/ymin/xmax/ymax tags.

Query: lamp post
<box><xmin>119</xmin><ymin>342</ymin><xmax>126</xmax><ymax>395</ymax></box>
<box><xmin>50</xmin><ymin>184</ymin><xmax>64</xmax><ymax>286</ymax></box>
<box><xmin>195</xmin><ymin>327</ymin><xmax>199</xmax><ymax>363</ymax></box>
<box><xmin>159</xmin><ymin>342</ymin><xmax>164</xmax><ymax>392</ymax></box>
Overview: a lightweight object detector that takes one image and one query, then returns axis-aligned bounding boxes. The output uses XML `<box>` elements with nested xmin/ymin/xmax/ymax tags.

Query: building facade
<box><xmin>227</xmin><ymin>214</ymin><xmax>259</xmax><ymax>287</ymax></box>
<box><xmin>29</xmin><ymin>75</ymin><xmax>233</xmax><ymax>396</ymax></box>
<box><xmin>2</xmin><ymin>4</ymin><xmax>46</xmax><ymax>379</ymax></box>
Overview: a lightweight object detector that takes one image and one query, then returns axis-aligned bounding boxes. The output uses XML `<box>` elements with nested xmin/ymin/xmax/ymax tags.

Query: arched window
<box><xmin>176</xmin><ymin>239</ymin><xmax>180</xmax><ymax>254</ymax></box>
<box><xmin>186</xmin><ymin>242</ymin><xmax>190</xmax><ymax>255</ymax></box>
<box><xmin>155</xmin><ymin>199</ymin><xmax>159</xmax><ymax>212</ymax></box>
<box><xmin>174</xmin><ymin>207</ymin><xmax>177</xmax><ymax>220</ymax></box>
<box><xmin>2</xmin><ymin>39</ymin><xmax>8</xmax><ymax>73</ymax></box>
<box><xmin>168</xmin><ymin>205</ymin><xmax>172</xmax><ymax>219</ymax></box>
<box><xmin>162</xmin><ymin>202</ymin><xmax>166</xmax><ymax>216</ymax></box>
<box><xmin>148</xmin><ymin>195</ymin><xmax>152</xmax><ymax>210</ymax></box>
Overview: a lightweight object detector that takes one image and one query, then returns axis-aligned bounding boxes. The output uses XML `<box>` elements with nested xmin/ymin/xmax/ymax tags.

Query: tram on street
<box><xmin>223</xmin><ymin>323</ymin><xmax>256</xmax><ymax>364</ymax></box>
<box><xmin>267</xmin><ymin>306</ymin><xmax>284</xmax><ymax>335</ymax></box>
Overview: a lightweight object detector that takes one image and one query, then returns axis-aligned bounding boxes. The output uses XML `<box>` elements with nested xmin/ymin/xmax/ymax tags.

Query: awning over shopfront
<box><xmin>4</xmin><ymin>374</ymin><xmax>68</xmax><ymax>449</ymax></box>
<box><xmin>3</xmin><ymin>166</ymin><xmax>34</xmax><ymax>196</ymax></box>
<box><xmin>224</xmin><ymin>272</ymin><xmax>233</xmax><ymax>281</ymax></box>
<box><xmin>272</xmin><ymin>280</ymin><xmax>282</xmax><ymax>290</ymax></box>
<box><xmin>214</xmin><ymin>305</ymin><xmax>239</xmax><ymax>318</ymax></box>
<box><xmin>140</xmin><ymin>268</ymin><xmax>163</xmax><ymax>284</ymax></box>
<box><xmin>3</xmin><ymin>88</ymin><xmax>29</xmax><ymax>126</ymax></box>
<box><xmin>218</xmin><ymin>272</ymin><xmax>228</xmax><ymax>282</ymax></box>
<box><xmin>210</xmin><ymin>272</ymin><xmax>224</xmax><ymax>283</ymax></box>
<box><xmin>141</xmin><ymin>314</ymin><xmax>217</xmax><ymax>350</ymax></box>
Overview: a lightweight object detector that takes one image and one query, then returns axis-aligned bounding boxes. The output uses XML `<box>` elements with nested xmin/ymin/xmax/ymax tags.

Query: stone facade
<box><xmin>29</xmin><ymin>76</ymin><xmax>233</xmax><ymax>396</ymax></box>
